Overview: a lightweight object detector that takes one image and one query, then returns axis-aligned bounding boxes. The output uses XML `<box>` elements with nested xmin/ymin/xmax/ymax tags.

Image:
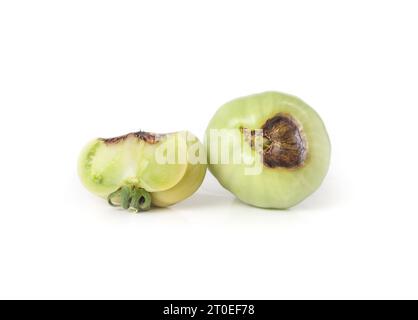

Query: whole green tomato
<box><xmin>205</xmin><ymin>91</ymin><xmax>331</xmax><ymax>209</ymax></box>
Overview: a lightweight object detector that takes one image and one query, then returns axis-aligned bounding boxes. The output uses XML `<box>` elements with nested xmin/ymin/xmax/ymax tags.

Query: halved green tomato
<box><xmin>78</xmin><ymin>131</ymin><xmax>206</xmax><ymax>212</ymax></box>
<box><xmin>205</xmin><ymin>91</ymin><xmax>331</xmax><ymax>209</ymax></box>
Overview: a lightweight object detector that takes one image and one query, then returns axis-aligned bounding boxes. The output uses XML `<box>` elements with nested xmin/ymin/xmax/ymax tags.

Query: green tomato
<box><xmin>205</xmin><ymin>91</ymin><xmax>331</xmax><ymax>209</ymax></box>
<box><xmin>78</xmin><ymin>131</ymin><xmax>207</xmax><ymax>212</ymax></box>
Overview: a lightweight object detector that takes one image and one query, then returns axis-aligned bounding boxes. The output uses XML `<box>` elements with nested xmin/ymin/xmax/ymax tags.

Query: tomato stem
<box><xmin>120</xmin><ymin>186</ymin><xmax>132</xmax><ymax>209</ymax></box>
<box><xmin>107</xmin><ymin>185</ymin><xmax>151</xmax><ymax>212</ymax></box>
<box><xmin>130</xmin><ymin>187</ymin><xmax>152</xmax><ymax>212</ymax></box>
<box><xmin>107</xmin><ymin>187</ymin><xmax>122</xmax><ymax>207</ymax></box>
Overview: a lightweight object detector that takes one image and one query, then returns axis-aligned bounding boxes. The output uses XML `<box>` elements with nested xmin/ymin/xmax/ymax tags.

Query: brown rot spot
<box><xmin>100</xmin><ymin>131</ymin><xmax>163</xmax><ymax>145</ymax></box>
<box><xmin>242</xmin><ymin>114</ymin><xmax>307</xmax><ymax>169</ymax></box>
<box><xmin>262</xmin><ymin>114</ymin><xmax>307</xmax><ymax>168</ymax></box>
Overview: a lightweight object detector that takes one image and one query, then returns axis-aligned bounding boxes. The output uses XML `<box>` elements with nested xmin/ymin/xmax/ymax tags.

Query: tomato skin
<box><xmin>205</xmin><ymin>92</ymin><xmax>331</xmax><ymax>209</ymax></box>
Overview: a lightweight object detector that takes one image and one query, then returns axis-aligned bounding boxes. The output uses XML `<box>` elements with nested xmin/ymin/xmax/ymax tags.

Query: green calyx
<box><xmin>107</xmin><ymin>185</ymin><xmax>152</xmax><ymax>213</ymax></box>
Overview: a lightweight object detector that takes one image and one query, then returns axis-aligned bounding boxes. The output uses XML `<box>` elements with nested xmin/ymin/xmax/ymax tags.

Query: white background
<box><xmin>0</xmin><ymin>0</ymin><xmax>417</xmax><ymax>300</ymax></box>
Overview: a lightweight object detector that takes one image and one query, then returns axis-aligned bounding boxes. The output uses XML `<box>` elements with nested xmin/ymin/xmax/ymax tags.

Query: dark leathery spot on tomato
<box><xmin>262</xmin><ymin>114</ymin><xmax>307</xmax><ymax>169</ymax></box>
<box><xmin>100</xmin><ymin>131</ymin><xmax>162</xmax><ymax>144</ymax></box>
